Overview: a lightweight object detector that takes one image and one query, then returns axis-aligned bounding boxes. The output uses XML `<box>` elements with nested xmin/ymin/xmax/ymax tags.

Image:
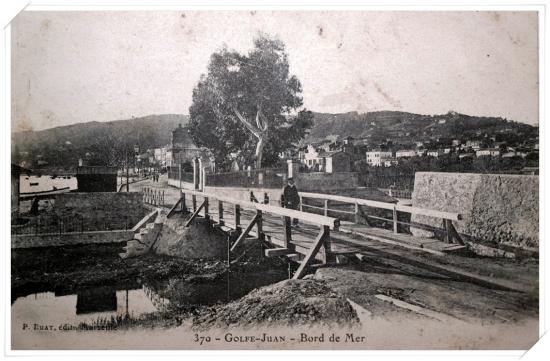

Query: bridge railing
<box><xmin>297</xmin><ymin>191</ymin><xmax>463</xmax><ymax>245</ymax></box>
<box><xmin>177</xmin><ymin>189</ymin><xmax>339</xmax><ymax>279</ymax></box>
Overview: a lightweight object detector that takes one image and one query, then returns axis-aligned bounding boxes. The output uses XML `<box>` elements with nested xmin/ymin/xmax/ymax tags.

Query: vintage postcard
<box><xmin>8</xmin><ymin>6</ymin><xmax>541</xmax><ymax>352</ymax></box>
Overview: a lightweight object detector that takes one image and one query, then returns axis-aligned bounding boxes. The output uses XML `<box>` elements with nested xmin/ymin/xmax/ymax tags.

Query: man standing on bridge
<box><xmin>283</xmin><ymin>177</ymin><xmax>300</xmax><ymax>227</ymax></box>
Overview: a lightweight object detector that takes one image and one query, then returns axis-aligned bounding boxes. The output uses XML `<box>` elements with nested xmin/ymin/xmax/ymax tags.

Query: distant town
<box><xmin>12</xmin><ymin>109</ymin><xmax>539</xmax><ymax>197</ymax></box>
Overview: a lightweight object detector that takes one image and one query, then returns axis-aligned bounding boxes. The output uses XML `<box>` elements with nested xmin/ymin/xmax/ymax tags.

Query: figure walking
<box><xmin>283</xmin><ymin>177</ymin><xmax>300</xmax><ymax>226</ymax></box>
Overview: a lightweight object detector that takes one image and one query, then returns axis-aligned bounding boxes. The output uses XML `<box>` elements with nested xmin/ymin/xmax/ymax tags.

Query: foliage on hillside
<box><xmin>307</xmin><ymin>110</ymin><xmax>537</xmax><ymax>143</ymax></box>
<box><xmin>11</xmin><ymin>109</ymin><xmax>538</xmax><ymax>171</ymax></box>
<box><xmin>12</xmin><ymin>114</ymin><xmax>188</xmax><ymax>170</ymax></box>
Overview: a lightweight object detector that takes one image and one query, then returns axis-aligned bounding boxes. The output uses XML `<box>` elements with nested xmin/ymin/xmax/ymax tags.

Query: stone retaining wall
<box><xmin>411</xmin><ymin>172</ymin><xmax>538</xmax><ymax>249</ymax></box>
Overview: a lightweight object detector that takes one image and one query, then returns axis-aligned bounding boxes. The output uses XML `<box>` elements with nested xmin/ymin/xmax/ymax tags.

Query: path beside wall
<box><xmin>411</xmin><ymin>172</ymin><xmax>538</xmax><ymax>249</ymax></box>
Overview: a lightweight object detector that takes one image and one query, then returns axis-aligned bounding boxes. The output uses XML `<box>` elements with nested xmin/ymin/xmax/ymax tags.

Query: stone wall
<box><xmin>411</xmin><ymin>172</ymin><xmax>539</xmax><ymax>249</ymax></box>
<box><xmin>54</xmin><ymin>192</ymin><xmax>146</xmax><ymax>229</ymax></box>
<box><xmin>12</xmin><ymin>230</ymin><xmax>133</xmax><ymax>249</ymax></box>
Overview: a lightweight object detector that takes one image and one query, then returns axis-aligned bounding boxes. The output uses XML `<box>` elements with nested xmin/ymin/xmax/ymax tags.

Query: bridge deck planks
<box><xmin>184</xmin><ymin>195</ymin><xmax>464</xmax><ymax>259</ymax></box>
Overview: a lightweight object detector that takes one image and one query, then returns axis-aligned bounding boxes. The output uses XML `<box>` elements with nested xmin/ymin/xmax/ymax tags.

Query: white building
<box><xmin>154</xmin><ymin>147</ymin><xmax>167</xmax><ymax>165</ymax></box>
<box><xmin>366</xmin><ymin>150</ymin><xmax>393</xmax><ymax>166</ymax></box>
<box><xmin>395</xmin><ymin>150</ymin><xmax>416</xmax><ymax>158</ymax></box>
<box><xmin>304</xmin><ymin>144</ymin><xmax>322</xmax><ymax>169</ymax></box>
<box><xmin>165</xmin><ymin>150</ymin><xmax>173</xmax><ymax>167</ymax></box>
<box><xmin>476</xmin><ymin>148</ymin><xmax>501</xmax><ymax>157</ymax></box>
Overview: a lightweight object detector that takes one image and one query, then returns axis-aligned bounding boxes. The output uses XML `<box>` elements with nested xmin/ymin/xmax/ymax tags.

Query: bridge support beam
<box><xmin>230</xmin><ymin>210</ymin><xmax>261</xmax><ymax>253</ymax></box>
<box><xmin>292</xmin><ymin>225</ymin><xmax>331</xmax><ymax>280</ymax></box>
<box><xmin>184</xmin><ymin>200</ymin><xmax>207</xmax><ymax>227</ymax></box>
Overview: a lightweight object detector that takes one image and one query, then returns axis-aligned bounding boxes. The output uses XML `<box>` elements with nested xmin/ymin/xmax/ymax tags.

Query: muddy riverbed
<box><xmin>12</xmin><ymin>242</ymin><xmax>359</xmax><ymax>332</ymax></box>
<box><xmin>11</xmin><ymin>240</ymin><xmax>540</xmax><ymax>350</ymax></box>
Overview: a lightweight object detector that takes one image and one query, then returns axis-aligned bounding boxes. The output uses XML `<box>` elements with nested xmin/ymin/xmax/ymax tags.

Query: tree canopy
<box><xmin>188</xmin><ymin>34</ymin><xmax>313</xmax><ymax>171</ymax></box>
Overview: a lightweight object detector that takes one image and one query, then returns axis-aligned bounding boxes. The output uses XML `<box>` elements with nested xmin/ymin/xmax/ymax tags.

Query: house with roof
<box><xmin>366</xmin><ymin>150</ymin><xmax>393</xmax><ymax>166</ymax></box>
<box><xmin>395</xmin><ymin>149</ymin><xmax>416</xmax><ymax>158</ymax></box>
<box><xmin>302</xmin><ymin>145</ymin><xmax>351</xmax><ymax>173</ymax></box>
<box><xmin>319</xmin><ymin>151</ymin><xmax>351</xmax><ymax>173</ymax></box>
<box><xmin>168</xmin><ymin>124</ymin><xmax>213</xmax><ymax>170</ymax></box>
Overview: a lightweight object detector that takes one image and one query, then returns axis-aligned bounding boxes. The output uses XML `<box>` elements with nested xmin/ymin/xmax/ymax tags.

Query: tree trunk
<box><xmin>255</xmin><ymin>137</ymin><xmax>264</xmax><ymax>169</ymax></box>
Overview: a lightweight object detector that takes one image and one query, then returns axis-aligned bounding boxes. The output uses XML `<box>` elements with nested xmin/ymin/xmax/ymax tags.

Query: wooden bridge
<box><xmin>166</xmin><ymin>188</ymin><xmax>467</xmax><ymax>280</ymax></box>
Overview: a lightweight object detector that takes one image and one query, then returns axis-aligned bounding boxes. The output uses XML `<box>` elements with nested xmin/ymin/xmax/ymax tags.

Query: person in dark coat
<box><xmin>283</xmin><ymin>178</ymin><xmax>300</xmax><ymax>226</ymax></box>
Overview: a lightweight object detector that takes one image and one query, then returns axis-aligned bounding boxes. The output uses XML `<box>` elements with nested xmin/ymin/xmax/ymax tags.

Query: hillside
<box><xmin>307</xmin><ymin>110</ymin><xmax>537</xmax><ymax>143</ymax></box>
<box><xmin>12</xmin><ymin>110</ymin><xmax>537</xmax><ymax>170</ymax></box>
<box><xmin>12</xmin><ymin>114</ymin><xmax>188</xmax><ymax>170</ymax></box>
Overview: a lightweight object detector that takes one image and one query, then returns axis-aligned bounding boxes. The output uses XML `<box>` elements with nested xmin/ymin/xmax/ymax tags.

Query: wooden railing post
<box><xmin>218</xmin><ymin>200</ymin><xmax>224</xmax><ymax>226</ymax></box>
<box><xmin>393</xmin><ymin>206</ymin><xmax>398</xmax><ymax>234</ymax></box>
<box><xmin>300</xmin><ymin>196</ymin><xmax>303</xmax><ymax>211</ymax></box>
<box><xmin>178</xmin><ymin>163</ymin><xmax>182</xmax><ymax>189</ymax></box>
<box><xmin>324</xmin><ymin>199</ymin><xmax>328</xmax><ymax>216</ymax></box>
<box><xmin>181</xmin><ymin>192</ymin><xmax>186</xmax><ymax>214</ymax></box>
<box><xmin>204</xmin><ymin>196</ymin><xmax>209</xmax><ymax>220</ymax></box>
<box><xmin>192</xmin><ymin>194</ymin><xmax>197</xmax><ymax>211</ymax></box>
<box><xmin>257</xmin><ymin>210</ymin><xmax>265</xmax><ymax>258</ymax></box>
<box><xmin>284</xmin><ymin>216</ymin><xmax>292</xmax><ymax>249</ymax></box>
<box><xmin>234</xmin><ymin>204</ymin><xmax>241</xmax><ymax>232</ymax></box>
<box><xmin>354</xmin><ymin>202</ymin><xmax>360</xmax><ymax>224</ymax></box>
<box><xmin>280</xmin><ymin>194</ymin><xmax>285</xmax><ymax>207</ymax></box>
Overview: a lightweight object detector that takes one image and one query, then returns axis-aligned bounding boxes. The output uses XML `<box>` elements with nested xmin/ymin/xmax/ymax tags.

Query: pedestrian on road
<box><xmin>283</xmin><ymin>177</ymin><xmax>300</xmax><ymax>226</ymax></box>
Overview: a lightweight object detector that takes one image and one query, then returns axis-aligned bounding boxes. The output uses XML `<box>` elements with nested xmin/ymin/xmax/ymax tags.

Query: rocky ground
<box><xmin>192</xmin><ymin>278</ymin><xmax>359</xmax><ymax>330</ymax></box>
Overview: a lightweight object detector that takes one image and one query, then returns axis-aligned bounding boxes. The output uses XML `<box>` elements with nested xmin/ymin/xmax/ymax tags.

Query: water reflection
<box><xmin>12</xmin><ymin>285</ymin><xmax>169</xmax><ymax>327</ymax></box>
<box><xmin>12</xmin><ymin>269</ymin><xmax>288</xmax><ymax>330</ymax></box>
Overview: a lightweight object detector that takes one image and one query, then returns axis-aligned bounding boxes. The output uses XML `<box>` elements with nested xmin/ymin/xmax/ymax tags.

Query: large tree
<box><xmin>188</xmin><ymin>34</ymin><xmax>313</xmax><ymax>171</ymax></box>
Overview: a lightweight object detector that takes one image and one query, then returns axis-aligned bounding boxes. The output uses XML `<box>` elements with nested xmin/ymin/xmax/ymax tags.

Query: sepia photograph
<box><xmin>6</xmin><ymin>4</ymin><xmax>543</xmax><ymax>352</ymax></box>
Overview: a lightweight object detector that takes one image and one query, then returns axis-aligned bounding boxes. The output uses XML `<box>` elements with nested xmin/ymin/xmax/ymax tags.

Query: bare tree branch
<box><xmin>232</xmin><ymin>107</ymin><xmax>262</xmax><ymax>139</ymax></box>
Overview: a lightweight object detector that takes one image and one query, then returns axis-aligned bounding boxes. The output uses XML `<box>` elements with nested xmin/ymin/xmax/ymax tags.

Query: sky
<box><xmin>11</xmin><ymin>10</ymin><xmax>539</xmax><ymax>132</ymax></box>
